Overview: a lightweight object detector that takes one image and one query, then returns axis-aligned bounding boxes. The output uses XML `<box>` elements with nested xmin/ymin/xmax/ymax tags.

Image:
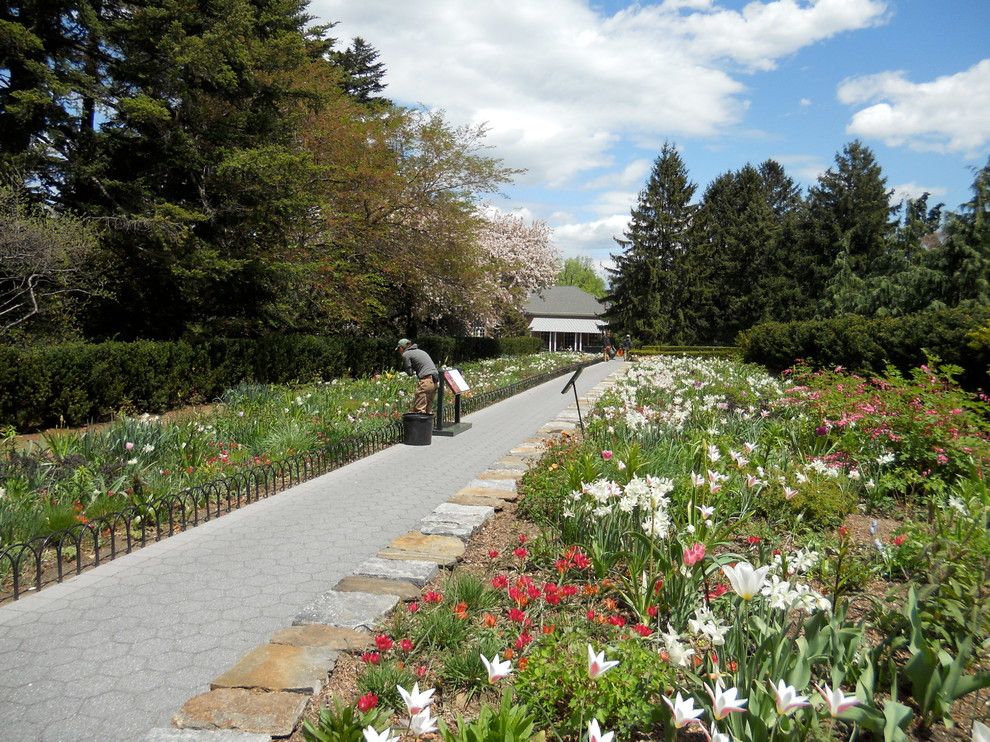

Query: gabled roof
<box><xmin>523</xmin><ymin>285</ymin><xmax>605</xmax><ymax>318</ymax></box>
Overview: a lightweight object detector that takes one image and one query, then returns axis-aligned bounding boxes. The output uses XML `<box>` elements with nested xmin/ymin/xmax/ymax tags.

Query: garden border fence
<box><xmin>0</xmin><ymin>358</ymin><xmax>599</xmax><ymax>603</ymax></box>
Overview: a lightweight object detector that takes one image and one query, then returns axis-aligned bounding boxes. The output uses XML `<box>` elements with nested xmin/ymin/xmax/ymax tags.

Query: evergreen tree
<box><xmin>803</xmin><ymin>141</ymin><xmax>896</xmax><ymax>315</ymax></box>
<box><xmin>687</xmin><ymin>165</ymin><xmax>778</xmax><ymax>342</ymax></box>
<box><xmin>935</xmin><ymin>160</ymin><xmax>990</xmax><ymax>306</ymax></box>
<box><xmin>602</xmin><ymin>142</ymin><xmax>696</xmax><ymax>343</ymax></box>
<box><xmin>331</xmin><ymin>36</ymin><xmax>389</xmax><ymax>106</ymax></box>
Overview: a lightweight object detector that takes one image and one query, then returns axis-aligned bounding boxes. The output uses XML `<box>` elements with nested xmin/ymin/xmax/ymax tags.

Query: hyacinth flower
<box><xmin>480</xmin><ymin>653</ymin><xmax>512</xmax><ymax>682</ymax></box>
<box><xmin>663</xmin><ymin>692</ymin><xmax>705</xmax><ymax>728</ymax></box>
<box><xmin>363</xmin><ymin>727</ymin><xmax>399</xmax><ymax>742</ymax></box>
<box><xmin>770</xmin><ymin>679</ymin><xmax>810</xmax><ymax>715</ymax></box>
<box><xmin>705</xmin><ymin>682</ymin><xmax>748</xmax><ymax>720</ymax></box>
<box><xmin>721</xmin><ymin>562</ymin><xmax>770</xmax><ymax>600</ymax></box>
<box><xmin>814</xmin><ymin>683</ymin><xmax>860</xmax><ymax>716</ymax></box>
<box><xmin>587</xmin><ymin>644</ymin><xmax>620</xmax><ymax>678</ymax></box>
<box><xmin>587</xmin><ymin>718</ymin><xmax>615</xmax><ymax>742</ymax></box>
<box><xmin>396</xmin><ymin>682</ymin><xmax>435</xmax><ymax>716</ymax></box>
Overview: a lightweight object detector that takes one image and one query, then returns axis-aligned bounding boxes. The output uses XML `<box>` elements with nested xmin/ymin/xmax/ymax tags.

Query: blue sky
<box><xmin>312</xmin><ymin>0</ymin><xmax>990</xmax><ymax>272</ymax></box>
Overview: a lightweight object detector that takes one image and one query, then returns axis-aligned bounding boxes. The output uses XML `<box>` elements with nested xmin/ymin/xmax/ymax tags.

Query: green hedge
<box><xmin>631</xmin><ymin>345</ymin><xmax>740</xmax><ymax>358</ymax></box>
<box><xmin>738</xmin><ymin>306</ymin><xmax>990</xmax><ymax>388</ymax></box>
<box><xmin>0</xmin><ymin>334</ymin><xmax>540</xmax><ymax>430</ymax></box>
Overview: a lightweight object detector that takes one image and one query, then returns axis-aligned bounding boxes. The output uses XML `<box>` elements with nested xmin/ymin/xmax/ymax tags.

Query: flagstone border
<box><xmin>142</xmin><ymin>366</ymin><xmax>630</xmax><ymax>741</ymax></box>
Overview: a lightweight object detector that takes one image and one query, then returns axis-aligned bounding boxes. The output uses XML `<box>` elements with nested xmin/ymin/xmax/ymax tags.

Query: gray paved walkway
<box><xmin>0</xmin><ymin>360</ymin><xmax>617</xmax><ymax>742</ymax></box>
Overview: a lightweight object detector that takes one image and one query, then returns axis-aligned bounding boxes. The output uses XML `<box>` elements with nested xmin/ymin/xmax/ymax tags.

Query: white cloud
<box><xmin>799</xmin><ymin>97</ymin><xmax>812</xmax><ymax>107</ymax></box>
<box><xmin>552</xmin><ymin>214</ymin><xmax>630</xmax><ymax>262</ymax></box>
<box><xmin>890</xmin><ymin>182</ymin><xmax>948</xmax><ymax>204</ymax></box>
<box><xmin>773</xmin><ymin>154</ymin><xmax>827</xmax><ymax>184</ymax></box>
<box><xmin>312</xmin><ymin>0</ymin><xmax>887</xmax><ymax>185</ymax></box>
<box><xmin>583</xmin><ymin>159</ymin><xmax>652</xmax><ymax>190</ymax></box>
<box><xmin>839</xmin><ymin>60</ymin><xmax>990</xmax><ymax>156</ymax></box>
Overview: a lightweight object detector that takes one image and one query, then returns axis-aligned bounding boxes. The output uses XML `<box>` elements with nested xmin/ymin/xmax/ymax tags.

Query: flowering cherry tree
<box><xmin>472</xmin><ymin>210</ymin><xmax>559</xmax><ymax>330</ymax></box>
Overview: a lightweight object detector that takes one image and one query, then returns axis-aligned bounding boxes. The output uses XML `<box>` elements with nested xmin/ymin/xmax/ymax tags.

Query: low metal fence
<box><xmin>0</xmin><ymin>358</ymin><xmax>599</xmax><ymax>603</ymax></box>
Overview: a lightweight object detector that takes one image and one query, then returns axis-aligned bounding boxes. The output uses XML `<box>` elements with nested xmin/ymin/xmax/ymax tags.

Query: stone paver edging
<box><xmin>145</xmin><ymin>364</ymin><xmax>630</xmax><ymax>741</ymax></box>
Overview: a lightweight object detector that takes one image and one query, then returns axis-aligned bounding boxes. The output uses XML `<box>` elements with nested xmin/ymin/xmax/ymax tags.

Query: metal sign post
<box><xmin>560</xmin><ymin>367</ymin><xmax>585</xmax><ymax>434</ymax></box>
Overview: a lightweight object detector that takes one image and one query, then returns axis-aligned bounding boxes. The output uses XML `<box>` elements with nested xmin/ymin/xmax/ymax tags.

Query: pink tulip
<box><xmin>683</xmin><ymin>543</ymin><xmax>706</xmax><ymax>567</ymax></box>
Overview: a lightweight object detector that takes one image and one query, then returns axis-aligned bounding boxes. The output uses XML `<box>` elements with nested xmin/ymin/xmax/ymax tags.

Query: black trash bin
<box><xmin>402</xmin><ymin>412</ymin><xmax>434</xmax><ymax>446</ymax></box>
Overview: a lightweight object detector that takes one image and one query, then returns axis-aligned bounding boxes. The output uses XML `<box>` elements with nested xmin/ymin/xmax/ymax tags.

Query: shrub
<box><xmin>0</xmin><ymin>334</ymin><xmax>543</xmax><ymax>430</ymax></box>
<box><xmin>738</xmin><ymin>305</ymin><xmax>990</xmax><ymax>389</ymax></box>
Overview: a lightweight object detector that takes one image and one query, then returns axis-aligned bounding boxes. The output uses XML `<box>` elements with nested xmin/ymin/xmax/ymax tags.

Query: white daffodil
<box><xmin>480</xmin><ymin>653</ymin><xmax>512</xmax><ymax>683</ymax></box>
<box><xmin>587</xmin><ymin>718</ymin><xmax>615</xmax><ymax>742</ymax></box>
<box><xmin>770</xmin><ymin>680</ymin><xmax>810</xmax><ymax>715</ymax></box>
<box><xmin>722</xmin><ymin>562</ymin><xmax>770</xmax><ymax>600</ymax></box>
<box><xmin>587</xmin><ymin>644</ymin><xmax>619</xmax><ymax>678</ymax></box>
<box><xmin>396</xmin><ymin>682</ymin><xmax>435</xmax><ymax>716</ymax></box>
<box><xmin>663</xmin><ymin>692</ymin><xmax>704</xmax><ymax>728</ymax></box>
<box><xmin>815</xmin><ymin>683</ymin><xmax>860</xmax><ymax>716</ymax></box>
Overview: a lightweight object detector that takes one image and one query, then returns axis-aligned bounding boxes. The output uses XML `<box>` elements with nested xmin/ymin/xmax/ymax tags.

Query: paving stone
<box><xmin>454</xmin><ymin>485</ymin><xmax>518</xmax><ymax>502</ymax></box>
<box><xmin>378</xmin><ymin>532</ymin><xmax>464</xmax><ymax>566</ymax></box>
<box><xmin>334</xmin><ymin>575</ymin><xmax>420</xmax><ymax>601</ymax></box>
<box><xmin>448</xmin><ymin>492</ymin><xmax>506</xmax><ymax>510</ymax></box>
<box><xmin>539</xmin><ymin>421</ymin><xmax>576</xmax><ymax>432</ymax></box>
<box><xmin>292</xmin><ymin>590</ymin><xmax>399</xmax><ymax>630</ymax></box>
<box><xmin>492</xmin><ymin>456</ymin><xmax>530</xmax><ymax>470</ymax></box>
<box><xmin>476</xmin><ymin>470</ymin><xmax>525</xmax><ymax>481</ymax></box>
<box><xmin>417</xmin><ymin>502</ymin><xmax>494</xmax><ymax>538</ymax></box>
<box><xmin>270</xmin><ymin>625</ymin><xmax>371</xmax><ymax>651</ymax></box>
<box><xmin>466</xmin><ymin>477</ymin><xmax>516</xmax><ymax>492</ymax></box>
<box><xmin>354</xmin><ymin>556</ymin><xmax>438</xmax><ymax>587</ymax></box>
<box><xmin>142</xmin><ymin>728</ymin><xmax>271</xmax><ymax>742</ymax></box>
<box><xmin>173</xmin><ymin>688</ymin><xmax>306</xmax><ymax>738</ymax></box>
<box><xmin>211</xmin><ymin>643</ymin><xmax>336</xmax><ymax>695</ymax></box>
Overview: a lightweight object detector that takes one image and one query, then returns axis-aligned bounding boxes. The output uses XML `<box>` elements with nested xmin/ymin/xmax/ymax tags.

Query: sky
<box><xmin>311</xmin><ymin>0</ymin><xmax>990</xmax><ymax>274</ymax></box>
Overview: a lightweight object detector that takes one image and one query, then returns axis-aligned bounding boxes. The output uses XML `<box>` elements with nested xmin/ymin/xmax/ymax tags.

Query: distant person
<box><xmin>396</xmin><ymin>338</ymin><xmax>440</xmax><ymax>414</ymax></box>
<box><xmin>603</xmin><ymin>337</ymin><xmax>614</xmax><ymax>362</ymax></box>
<box><xmin>622</xmin><ymin>334</ymin><xmax>632</xmax><ymax>361</ymax></box>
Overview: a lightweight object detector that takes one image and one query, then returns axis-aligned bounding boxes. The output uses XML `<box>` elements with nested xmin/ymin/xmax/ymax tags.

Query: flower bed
<box><xmin>0</xmin><ymin>352</ymin><xmax>591</xmax><ymax>549</ymax></box>
<box><xmin>306</xmin><ymin>356</ymin><xmax>989</xmax><ymax>741</ymax></box>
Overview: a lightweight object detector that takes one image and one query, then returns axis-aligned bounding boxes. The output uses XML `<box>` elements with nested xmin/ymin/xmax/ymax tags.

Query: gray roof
<box><xmin>523</xmin><ymin>286</ymin><xmax>606</xmax><ymax>318</ymax></box>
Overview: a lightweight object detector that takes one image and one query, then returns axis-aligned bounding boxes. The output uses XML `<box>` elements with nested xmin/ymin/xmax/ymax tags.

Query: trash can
<box><xmin>402</xmin><ymin>412</ymin><xmax>434</xmax><ymax>446</ymax></box>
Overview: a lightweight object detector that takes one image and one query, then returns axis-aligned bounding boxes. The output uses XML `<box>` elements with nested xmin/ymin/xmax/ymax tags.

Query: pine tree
<box><xmin>602</xmin><ymin>142</ymin><xmax>696</xmax><ymax>343</ymax></box>
<box><xmin>803</xmin><ymin>141</ymin><xmax>896</xmax><ymax>315</ymax></box>
<box><xmin>331</xmin><ymin>36</ymin><xmax>389</xmax><ymax>106</ymax></box>
<box><xmin>935</xmin><ymin>160</ymin><xmax>990</xmax><ymax>306</ymax></box>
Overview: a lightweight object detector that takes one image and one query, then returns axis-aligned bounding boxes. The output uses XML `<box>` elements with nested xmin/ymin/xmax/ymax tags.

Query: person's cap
<box><xmin>396</xmin><ymin>338</ymin><xmax>411</xmax><ymax>351</ymax></box>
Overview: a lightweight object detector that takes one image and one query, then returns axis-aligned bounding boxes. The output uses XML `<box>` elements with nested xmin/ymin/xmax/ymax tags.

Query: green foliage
<box><xmin>439</xmin><ymin>692</ymin><xmax>542</xmax><ymax>742</ymax></box>
<box><xmin>557</xmin><ymin>256</ymin><xmax>606</xmax><ymax>298</ymax></box>
<box><xmin>0</xmin><ymin>335</ymin><xmax>545</xmax><ymax>430</ymax></box>
<box><xmin>301</xmin><ymin>698</ymin><xmax>390</xmax><ymax>742</ymax></box>
<box><xmin>738</xmin><ymin>305</ymin><xmax>990</xmax><ymax>390</ymax></box>
<box><xmin>516</xmin><ymin>633</ymin><xmax>670</xmax><ymax>738</ymax></box>
<box><xmin>356</xmin><ymin>661</ymin><xmax>418</xmax><ymax>713</ymax></box>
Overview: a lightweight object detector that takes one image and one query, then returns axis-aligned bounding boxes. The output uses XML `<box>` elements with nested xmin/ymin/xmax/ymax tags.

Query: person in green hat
<box><xmin>396</xmin><ymin>338</ymin><xmax>440</xmax><ymax>414</ymax></box>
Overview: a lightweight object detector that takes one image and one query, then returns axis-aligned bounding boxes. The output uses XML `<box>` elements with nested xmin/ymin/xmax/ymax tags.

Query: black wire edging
<box><xmin>0</xmin><ymin>358</ymin><xmax>600</xmax><ymax>603</ymax></box>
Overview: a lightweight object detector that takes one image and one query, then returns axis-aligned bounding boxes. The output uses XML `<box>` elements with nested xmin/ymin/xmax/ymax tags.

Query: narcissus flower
<box><xmin>397</xmin><ymin>683</ymin><xmax>435</xmax><ymax>716</ymax></box>
<box><xmin>480</xmin><ymin>653</ymin><xmax>512</xmax><ymax>682</ymax></box>
<box><xmin>587</xmin><ymin>644</ymin><xmax>619</xmax><ymax>678</ymax></box>
<box><xmin>721</xmin><ymin>562</ymin><xmax>770</xmax><ymax>600</ymax></box>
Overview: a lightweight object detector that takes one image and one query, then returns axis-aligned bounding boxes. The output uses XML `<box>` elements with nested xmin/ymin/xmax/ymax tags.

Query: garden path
<box><xmin>0</xmin><ymin>360</ymin><xmax>618</xmax><ymax>742</ymax></box>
